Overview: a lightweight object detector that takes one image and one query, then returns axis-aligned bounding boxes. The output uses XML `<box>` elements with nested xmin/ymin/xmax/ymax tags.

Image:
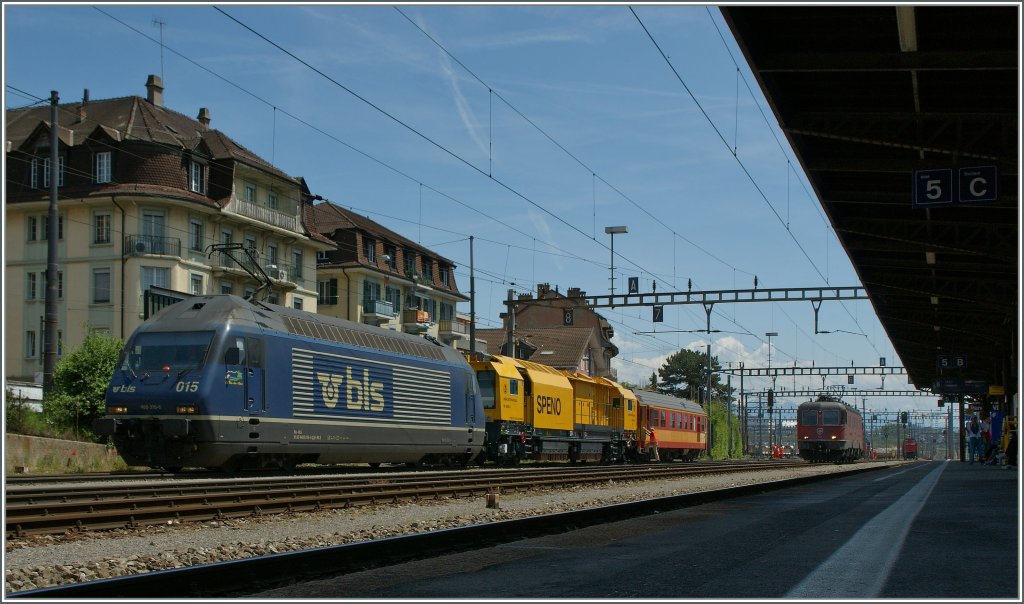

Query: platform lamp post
<box><xmin>604</xmin><ymin>226</ymin><xmax>628</xmax><ymax>301</ymax></box>
<box><xmin>765</xmin><ymin>332</ymin><xmax>777</xmax><ymax>452</ymax></box>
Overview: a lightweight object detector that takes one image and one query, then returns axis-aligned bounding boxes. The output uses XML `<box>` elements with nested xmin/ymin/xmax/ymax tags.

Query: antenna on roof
<box><xmin>153</xmin><ymin>18</ymin><xmax>166</xmax><ymax>82</ymax></box>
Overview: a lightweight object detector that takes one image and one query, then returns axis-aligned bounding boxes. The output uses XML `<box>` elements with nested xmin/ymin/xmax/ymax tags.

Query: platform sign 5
<box><xmin>958</xmin><ymin>166</ymin><xmax>997</xmax><ymax>203</ymax></box>
<box><xmin>913</xmin><ymin>167</ymin><xmax>998</xmax><ymax>207</ymax></box>
<box><xmin>913</xmin><ymin>169</ymin><xmax>953</xmax><ymax>207</ymax></box>
<box><xmin>936</xmin><ymin>354</ymin><xmax>967</xmax><ymax>369</ymax></box>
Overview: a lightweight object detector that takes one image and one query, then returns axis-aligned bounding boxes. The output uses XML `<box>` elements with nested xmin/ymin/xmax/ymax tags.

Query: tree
<box><xmin>43</xmin><ymin>331</ymin><xmax>124</xmax><ymax>441</ymax></box>
<box><xmin>647</xmin><ymin>371</ymin><xmax>658</xmax><ymax>390</ymax></box>
<box><xmin>657</xmin><ymin>348</ymin><xmax>728</xmax><ymax>403</ymax></box>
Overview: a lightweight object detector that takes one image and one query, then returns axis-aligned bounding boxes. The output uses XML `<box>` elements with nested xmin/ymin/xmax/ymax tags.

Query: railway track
<box><xmin>5</xmin><ymin>460</ymin><xmax>806</xmax><ymax>537</ymax></box>
<box><xmin>8</xmin><ymin>461</ymin><xmax>889</xmax><ymax>599</ymax></box>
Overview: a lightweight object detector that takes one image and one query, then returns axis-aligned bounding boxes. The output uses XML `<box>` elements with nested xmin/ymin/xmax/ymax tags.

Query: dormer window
<box><xmin>440</xmin><ymin>266</ymin><xmax>450</xmax><ymax>287</ymax></box>
<box><xmin>94</xmin><ymin>151</ymin><xmax>112</xmax><ymax>183</ymax></box>
<box><xmin>363</xmin><ymin>237</ymin><xmax>376</xmax><ymax>262</ymax></box>
<box><xmin>422</xmin><ymin>257</ymin><xmax>433</xmax><ymax>282</ymax></box>
<box><xmin>189</xmin><ymin>161</ymin><xmax>206</xmax><ymax>194</ymax></box>
<box><xmin>32</xmin><ymin>156</ymin><xmax>64</xmax><ymax>188</ymax></box>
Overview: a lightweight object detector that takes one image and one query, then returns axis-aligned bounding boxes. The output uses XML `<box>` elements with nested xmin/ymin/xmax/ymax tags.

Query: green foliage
<box><xmin>707</xmin><ymin>400</ymin><xmax>744</xmax><ymax>459</ymax></box>
<box><xmin>657</xmin><ymin>348</ymin><xmax>729</xmax><ymax>404</ymax></box>
<box><xmin>42</xmin><ymin>331</ymin><xmax>124</xmax><ymax>441</ymax></box>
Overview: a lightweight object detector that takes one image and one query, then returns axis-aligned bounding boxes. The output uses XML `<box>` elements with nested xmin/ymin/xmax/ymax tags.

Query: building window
<box><xmin>221</xmin><ymin>281</ymin><xmax>233</xmax><ymax>295</ymax></box>
<box><xmin>38</xmin><ymin>214</ymin><xmax>64</xmax><ymax>241</ymax></box>
<box><xmin>26</xmin><ymin>216</ymin><xmax>37</xmax><ymax>241</ymax></box>
<box><xmin>363</xmin><ymin>279</ymin><xmax>381</xmax><ymax>309</ymax></box>
<box><xmin>266</xmin><ymin>243</ymin><xmax>278</xmax><ymax>267</ymax></box>
<box><xmin>440</xmin><ymin>302</ymin><xmax>454</xmax><ymax>321</ymax></box>
<box><xmin>190</xmin><ymin>274</ymin><xmax>204</xmax><ymax>296</ymax></box>
<box><xmin>190</xmin><ymin>161</ymin><xmax>206</xmax><ymax>194</ymax></box>
<box><xmin>440</xmin><ymin>266</ymin><xmax>450</xmax><ymax>287</ymax></box>
<box><xmin>267</xmin><ymin>293</ymin><xmax>279</xmax><ymax>305</ymax></box>
<box><xmin>363</xmin><ymin>237</ymin><xmax>376</xmax><ymax>262</ymax></box>
<box><xmin>384</xmin><ymin>244</ymin><xmax>397</xmax><ymax>270</ymax></box>
<box><xmin>94</xmin><ymin>212</ymin><xmax>112</xmax><ymax>244</ymax></box>
<box><xmin>36</xmin><ymin>156</ymin><xmax>65</xmax><ymax>188</ymax></box>
<box><xmin>26</xmin><ymin>272</ymin><xmax>37</xmax><ymax>300</ymax></box>
<box><xmin>95</xmin><ymin>151</ymin><xmax>112</xmax><ymax>183</ymax></box>
<box><xmin>58</xmin><ymin>271</ymin><xmax>63</xmax><ymax>299</ymax></box>
<box><xmin>141</xmin><ymin>266</ymin><xmax>170</xmax><ymax>294</ymax></box>
<box><xmin>25</xmin><ymin>331</ymin><xmax>36</xmax><ymax>359</ymax></box>
<box><xmin>292</xmin><ymin>249</ymin><xmax>303</xmax><ymax>279</ymax></box>
<box><xmin>219</xmin><ymin>230</ymin><xmax>233</xmax><ymax>265</ymax></box>
<box><xmin>268</xmin><ymin>189</ymin><xmax>278</xmax><ymax>210</ymax></box>
<box><xmin>422</xmin><ymin>257</ymin><xmax>433</xmax><ymax>282</ymax></box>
<box><xmin>57</xmin><ymin>330</ymin><xmax>64</xmax><ymax>357</ymax></box>
<box><xmin>244</xmin><ymin>182</ymin><xmax>257</xmax><ymax>203</ymax></box>
<box><xmin>30</xmin><ymin>158</ymin><xmax>39</xmax><ymax>189</ymax></box>
<box><xmin>293</xmin><ymin>297</ymin><xmax>303</xmax><ymax>310</ymax></box>
<box><xmin>189</xmin><ymin>219</ymin><xmax>204</xmax><ymax>251</ymax></box>
<box><xmin>93</xmin><ymin>268</ymin><xmax>111</xmax><ymax>304</ymax></box>
<box><xmin>404</xmin><ymin>250</ymin><xmax>416</xmax><ymax>276</ymax></box>
<box><xmin>386</xmin><ymin>285</ymin><xmax>402</xmax><ymax>313</ymax></box>
<box><xmin>318</xmin><ymin>279</ymin><xmax>338</xmax><ymax>305</ymax></box>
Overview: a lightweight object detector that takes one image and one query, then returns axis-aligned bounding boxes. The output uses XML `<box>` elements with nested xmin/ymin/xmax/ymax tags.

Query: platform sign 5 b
<box><xmin>913</xmin><ymin>166</ymin><xmax>997</xmax><ymax>208</ymax></box>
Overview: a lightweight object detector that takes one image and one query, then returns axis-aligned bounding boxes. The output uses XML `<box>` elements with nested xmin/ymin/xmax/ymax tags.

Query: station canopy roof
<box><xmin>722</xmin><ymin>6</ymin><xmax>1019</xmax><ymax>396</ymax></box>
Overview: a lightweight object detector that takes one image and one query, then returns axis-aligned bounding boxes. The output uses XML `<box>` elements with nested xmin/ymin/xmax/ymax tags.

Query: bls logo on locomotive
<box><xmin>314</xmin><ymin>366</ymin><xmax>389</xmax><ymax>413</ymax></box>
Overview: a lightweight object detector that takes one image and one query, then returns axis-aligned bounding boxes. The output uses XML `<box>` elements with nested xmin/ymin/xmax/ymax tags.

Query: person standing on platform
<box><xmin>966</xmin><ymin>414</ymin><xmax>983</xmax><ymax>464</ymax></box>
<box><xmin>987</xmin><ymin>407</ymin><xmax>1004</xmax><ymax>465</ymax></box>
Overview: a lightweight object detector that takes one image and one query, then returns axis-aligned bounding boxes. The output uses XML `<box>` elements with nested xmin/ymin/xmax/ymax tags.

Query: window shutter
<box><xmin>329</xmin><ymin>278</ymin><xmax>338</xmax><ymax>305</ymax></box>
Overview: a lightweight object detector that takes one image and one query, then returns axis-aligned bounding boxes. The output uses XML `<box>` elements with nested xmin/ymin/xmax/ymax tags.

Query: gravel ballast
<box><xmin>3</xmin><ymin>462</ymin><xmax>893</xmax><ymax>594</ymax></box>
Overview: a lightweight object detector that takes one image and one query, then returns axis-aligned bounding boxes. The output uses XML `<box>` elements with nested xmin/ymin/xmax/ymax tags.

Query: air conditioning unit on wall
<box><xmin>134</xmin><ymin>240</ymin><xmax>150</xmax><ymax>254</ymax></box>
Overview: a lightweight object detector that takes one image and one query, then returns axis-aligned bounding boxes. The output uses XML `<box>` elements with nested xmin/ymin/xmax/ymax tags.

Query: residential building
<box><xmin>474</xmin><ymin>326</ymin><xmax>606</xmax><ymax>377</ymax></box>
<box><xmin>306</xmin><ymin>200</ymin><xmax>470</xmax><ymax>346</ymax></box>
<box><xmin>492</xmin><ymin>283</ymin><xmax>619</xmax><ymax>378</ymax></box>
<box><xmin>4</xmin><ymin>75</ymin><xmax>332</xmax><ymax>382</ymax></box>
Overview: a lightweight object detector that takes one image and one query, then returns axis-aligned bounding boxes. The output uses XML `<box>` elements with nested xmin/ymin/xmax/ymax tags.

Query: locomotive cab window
<box><xmin>122</xmin><ymin>331</ymin><xmax>213</xmax><ymax>373</ymax></box>
<box><xmin>477</xmin><ymin>370</ymin><xmax>496</xmax><ymax>409</ymax></box>
<box><xmin>822</xmin><ymin>409</ymin><xmax>843</xmax><ymax>425</ymax></box>
<box><xmin>223</xmin><ymin>336</ymin><xmax>263</xmax><ymax>368</ymax></box>
<box><xmin>800</xmin><ymin>410</ymin><xmax>818</xmax><ymax>425</ymax></box>
<box><xmin>508</xmin><ymin>378</ymin><xmax>519</xmax><ymax>396</ymax></box>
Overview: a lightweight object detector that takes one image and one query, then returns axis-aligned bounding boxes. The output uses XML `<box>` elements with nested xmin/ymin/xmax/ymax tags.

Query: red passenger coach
<box><xmin>633</xmin><ymin>391</ymin><xmax>707</xmax><ymax>461</ymax></box>
<box><xmin>796</xmin><ymin>395</ymin><xmax>865</xmax><ymax>463</ymax></box>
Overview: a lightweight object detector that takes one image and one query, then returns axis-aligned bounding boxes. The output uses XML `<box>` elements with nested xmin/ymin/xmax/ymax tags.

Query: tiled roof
<box><xmin>5</xmin><ymin>94</ymin><xmax>293</xmax><ymax>182</ymax></box>
<box><xmin>307</xmin><ymin>201</ymin><xmax>454</xmax><ymax>264</ymax></box>
<box><xmin>474</xmin><ymin>326</ymin><xmax>595</xmax><ymax>370</ymax></box>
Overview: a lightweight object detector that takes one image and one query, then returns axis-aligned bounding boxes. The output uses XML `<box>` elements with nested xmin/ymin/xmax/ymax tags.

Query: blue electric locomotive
<box><xmin>94</xmin><ymin>295</ymin><xmax>484</xmax><ymax>471</ymax></box>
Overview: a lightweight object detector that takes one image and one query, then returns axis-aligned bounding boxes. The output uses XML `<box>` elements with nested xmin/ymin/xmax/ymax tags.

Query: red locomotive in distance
<box><xmin>796</xmin><ymin>395</ymin><xmax>865</xmax><ymax>463</ymax></box>
<box><xmin>903</xmin><ymin>436</ymin><xmax>919</xmax><ymax>460</ymax></box>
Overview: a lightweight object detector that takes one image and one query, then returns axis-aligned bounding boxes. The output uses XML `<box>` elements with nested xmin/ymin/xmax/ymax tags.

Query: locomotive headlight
<box><xmin>107</xmin><ymin>406</ymin><xmax>128</xmax><ymax>414</ymax></box>
<box><xmin>831</xmin><ymin>435</ymin><xmax>837</xmax><ymax>440</ymax></box>
<box><xmin>176</xmin><ymin>405</ymin><xmax>198</xmax><ymax>414</ymax></box>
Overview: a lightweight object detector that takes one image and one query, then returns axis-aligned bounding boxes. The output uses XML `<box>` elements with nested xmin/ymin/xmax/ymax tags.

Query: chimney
<box><xmin>567</xmin><ymin>287</ymin><xmax>582</xmax><ymax>298</ymax></box>
<box><xmin>537</xmin><ymin>283</ymin><xmax>550</xmax><ymax>297</ymax></box>
<box><xmin>76</xmin><ymin>89</ymin><xmax>89</xmax><ymax>123</ymax></box>
<box><xmin>197</xmin><ymin>107</ymin><xmax>211</xmax><ymax>129</ymax></box>
<box><xmin>145</xmin><ymin>74</ymin><xmax>164</xmax><ymax>107</ymax></box>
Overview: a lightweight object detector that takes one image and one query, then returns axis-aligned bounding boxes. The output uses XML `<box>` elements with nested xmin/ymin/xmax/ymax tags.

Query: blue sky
<box><xmin>3</xmin><ymin>3</ymin><xmax>944</xmax><ymax>419</ymax></box>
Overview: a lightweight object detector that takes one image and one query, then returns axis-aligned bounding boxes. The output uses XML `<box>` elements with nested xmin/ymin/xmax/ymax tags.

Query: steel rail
<box><xmin>5</xmin><ymin>461</ymin><xmax>805</xmax><ymax>537</ymax></box>
<box><xmin>7</xmin><ymin>463</ymin><xmax>893</xmax><ymax>599</ymax></box>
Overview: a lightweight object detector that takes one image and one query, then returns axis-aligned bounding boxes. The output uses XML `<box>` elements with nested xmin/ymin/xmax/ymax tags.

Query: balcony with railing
<box><xmin>125</xmin><ymin>235</ymin><xmax>181</xmax><ymax>258</ymax></box>
<box><xmin>402</xmin><ymin>308</ymin><xmax>431</xmax><ymax>334</ymax></box>
<box><xmin>438</xmin><ymin>319</ymin><xmax>469</xmax><ymax>343</ymax></box>
<box><xmin>362</xmin><ymin>299</ymin><xmax>396</xmax><ymax>326</ymax></box>
<box><xmin>263</xmin><ymin>261</ymin><xmax>297</xmax><ymax>288</ymax></box>
<box><xmin>224</xmin><ymin>198</ymin><xmax>298</xmax><ymax>231</ymax></box>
